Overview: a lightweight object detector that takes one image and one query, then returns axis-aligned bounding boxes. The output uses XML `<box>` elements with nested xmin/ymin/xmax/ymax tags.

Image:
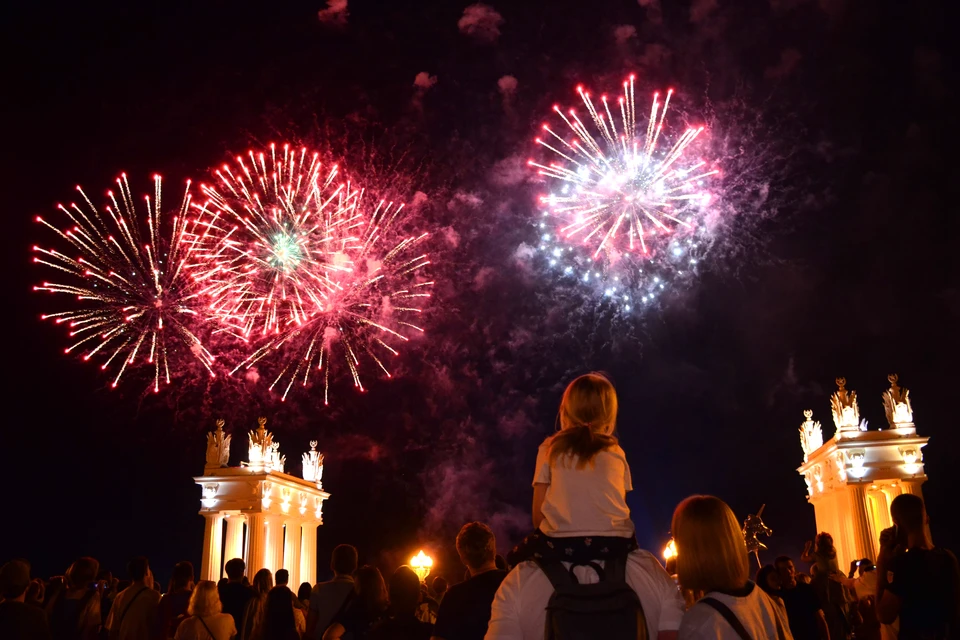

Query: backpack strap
<box><xmin>534</xmin><ymin>558</ymin><xmax>578</xmax><ymax>588</ymax></box>
<box><xmin>700</xmin><ymin>597</ymin><xmax>752</xmax><ymax>640</ymax></box>
<box><xmin>536</xmin><ymin>555</ymin><xmax>631</xmax><ymax>586</ymax></box>
<box><xmin>117</xmin><ymin>587</ymin><xmax>149</xmax><ymax>630</ymax></box>
<box><xmin>603</xmin><ymin>554</ymin><xmax>628</xmax><ymax>584</ymax></box>
<box><xmin>331</xmin><ymin>587</ymin><xmax>355</xmax><ymax>623</ymax></box>
<box><xmin>198</xmin><ymin>615</ymin><xmax>216</xmax><ymax>639</ymax></box>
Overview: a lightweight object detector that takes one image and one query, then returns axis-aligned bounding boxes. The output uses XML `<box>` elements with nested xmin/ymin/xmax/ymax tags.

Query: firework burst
<box><xmin>530</xmin><ymin>76</ymin><xmax>719</xmax><ymax>310</ymax></box>
<box><xmin>34</xmin><ymin>174</ymin><xmax>215</xmax><ymax>391</ymax></box>
<box><xmin>190</xmin><ymin>143</ymin><xmax>432</xmax><ymax>402</ymax></box>
<box><xmin>189</xmin><ymin>143</ymin><xmax>363</xmax><ymax>336</ymax></box>
<box><xmin>235</xmin><ymin>205</ymin><xmax>430</xmax><ymax>404</ymax></box>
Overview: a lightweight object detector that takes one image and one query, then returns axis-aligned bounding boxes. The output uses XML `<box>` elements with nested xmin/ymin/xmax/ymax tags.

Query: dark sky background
<box><xmin>3</xmin><ymin>0</ymin><xmax>958</xmax><ymax>586</ymax></box>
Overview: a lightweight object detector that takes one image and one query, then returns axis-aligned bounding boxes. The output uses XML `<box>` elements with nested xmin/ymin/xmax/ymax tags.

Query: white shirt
<box><xmin>534</xmin><ymin>440</ymin><xmax>634</xmax><ymax>537</ymax></box>
<box><xmin>853</xmin><ymin>570</ymin><xmax>878</xmax><ymax>600</ymax></box>
<box><xmin>485</xmin><ymin>550</ymin><xmax>684</xmax><ymax>639</ymax></box>
<box><xmin>174</xmin><ymin>613</ymin><xmax>237</xmax><ymax>640</ymax></box>
<box><xmin>678</xmin><ymin>583</ymin><xmax>793</xmax><ymax>640</ymax></box>
<box><xmin>106</xmin><ymin>585</ymin><xmax>162</xmax><ymax>640</ymax></box>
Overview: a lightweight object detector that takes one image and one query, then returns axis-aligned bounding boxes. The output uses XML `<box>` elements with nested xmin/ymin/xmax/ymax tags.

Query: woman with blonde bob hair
<box><xmin>673</xmin><ymin>496</ymin><xmax>792</xmax><ymax>640</ymax></box>
<box><xmin>174</xmin><ymin>580</ymin><xmax>237</xmax><ymax>639</ymax></box>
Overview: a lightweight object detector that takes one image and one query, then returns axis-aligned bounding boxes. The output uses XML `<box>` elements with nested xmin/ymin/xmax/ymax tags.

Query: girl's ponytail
<box><xmin>549</xmin><ymin>373</ymin><xmax>619</xmax><ymax>468</ymax></box>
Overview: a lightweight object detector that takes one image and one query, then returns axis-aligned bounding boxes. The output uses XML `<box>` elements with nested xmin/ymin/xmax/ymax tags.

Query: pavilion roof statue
<box><xmin>245</xmin><ymin>417</ymin><xmax>285</xmax><ymax>473</ymax></box>
<box><xmin>205</xmin><ymin>419</ymin><xmax>232</xmax><ymax>471</ymax></box>
<box><xmin>831</xmin><ymin>377</ymin><xmax>867</xmax><ymax>436</ymax></box>
<box><xmin>882</xmin><ymin>374</ymin><xmax>914</xmax><ymax>428</ymax></box>
<box><xmin>302</xmin><ymin>440</ymin><xmax>325</xmax><ymax>489</ymax></box>
<box><xmin>799</xmin><ymin>409</ymin><xmax>824</xmax><ymax>461</ymax></box>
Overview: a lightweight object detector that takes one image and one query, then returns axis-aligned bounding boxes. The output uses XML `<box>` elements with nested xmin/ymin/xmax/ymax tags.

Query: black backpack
<box><xmin>535</xmin><ymin>555</ymin><xmax>648</xmax><ymax>640</ymax></box>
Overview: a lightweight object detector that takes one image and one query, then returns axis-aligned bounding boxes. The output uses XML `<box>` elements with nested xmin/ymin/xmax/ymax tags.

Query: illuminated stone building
<box><xmin>796</xmin><ymin>375</ymin><xmax>928</xmax><ymax>568</ymax></box>
<box><xmin>194</xmin><ymin>418</ymin><xmax>330</xmax><ymax>585</ymax></box>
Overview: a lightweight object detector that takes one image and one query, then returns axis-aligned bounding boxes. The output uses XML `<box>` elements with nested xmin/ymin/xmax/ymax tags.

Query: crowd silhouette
<box><xmin>2</xmin><ymin>374</ymin><xmax>957</xmax><ymax>639</ymax></box>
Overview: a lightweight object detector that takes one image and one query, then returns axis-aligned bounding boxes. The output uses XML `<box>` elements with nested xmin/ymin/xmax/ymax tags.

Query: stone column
<box><xmin>899</xmin><ymin>480</ymin><xmax>925</xmax><ymax>497</ymax></box>
<box><xmin>300</xmin><ymin>522</ymin><xmax>318</xmax><ymax>586</ymax></box>
<box><xmin>283</xmin><ymin>520</ymin><xmax>302</xmax><ymax>587</ymax></box>
<box><xmin>264</xmin><ymin>515</ymin><xmax>285</xmax><ymax>575</ymax></box>
<box><xmin>246</xmin><ymin>513</ymin><xmax>267</xmax><ymax>576</ymax></box>
<box><xmin>200</xmin><ymin>513</ymin><xmax>224</xmax><ymax>581</ymax></box>
<box><xmin>847</xmin><ymin>484</ymin><xmax>876</xmax><ymax>562</ymax></box>
<box><xmin>222</xmin><ymin>514</ymin><xmax>246</xmax><ymax>576</ymax></box>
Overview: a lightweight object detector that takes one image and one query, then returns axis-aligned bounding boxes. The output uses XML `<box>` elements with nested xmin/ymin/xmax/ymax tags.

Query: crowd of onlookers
<box><xmin>0</xmin><ymin>519</ymin><xmax>507</xmax><ymax>640</ymax></box>
<box><xmin>2</xmin><ymin>373</ymin><xmax>958</xmax><ymax>639</ymax></box>
<box><xmin>2</xmin><ymin>494</ymin><xmax>957</xmax><ymax>640</ymax></box>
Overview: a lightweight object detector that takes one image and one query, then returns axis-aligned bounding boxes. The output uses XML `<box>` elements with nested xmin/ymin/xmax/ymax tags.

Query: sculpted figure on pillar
<box><xmin>831</xmin><ymin>377</ymin><xmax>867</xmax><ymax>435</ymax></box>
<box><xmin>882</xmin><ymin>373</ymin><xmax>914</xmax><ymax>427</ymax></box>
<box><xmin>302</xmin><ymin>441</ymin><xmax>324</xmax><ymax>488</ymax></box>
<box><xmin>269</xmin><ymin>442</ymin><xmax>286</xmax><ymax>473</ymax></box>
<box><xmin>246</xmin><ymin>417</ymin><xmax>285</xmax><ymax>472</ymax></box>
<box><xmin>205</xmin><ymin>419</ymin><xmax>232</xmax><ymax>470</ymax></box>
<box><xmin>799</xmin><ymin>410</ymin><xmax>823</xmax><ymax>460</ymax></box>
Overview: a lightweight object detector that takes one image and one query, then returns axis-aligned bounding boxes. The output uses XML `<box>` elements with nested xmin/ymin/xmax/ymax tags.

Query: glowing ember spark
<box><xmin>34</xmin><ymin>174</ymin><xmax>215</xmax><ymax>391</ymax></box>
<box><xmin>529</xmin><ymin>76</ymin><xmax>718</xmax><ymax>310</ymax></box>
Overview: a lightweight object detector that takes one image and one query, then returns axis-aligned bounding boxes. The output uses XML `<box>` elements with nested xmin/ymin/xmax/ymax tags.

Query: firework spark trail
<box><xmin>34</xmin><ymin>174</ymin><xmax>215</xmax><ymax>392</ymax></box>
<box><xmin>190</xmin><ymin>143</ymin><xmax>432</xmax><ymax>403</ymax></box>
<box><xmin>530</xmin><ymin>75</ymin><xmax>718</xmax><ymax>260</ymax></box>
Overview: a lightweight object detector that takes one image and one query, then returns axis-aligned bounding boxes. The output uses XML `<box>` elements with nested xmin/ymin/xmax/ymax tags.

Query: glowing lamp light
<box><xmin>849</xmin><ymin>452</ymin><xmax>867</xmax><ymax>479</ymax></box>
<box><xmin>900</xmin><ymin>447</ymin><xmax>920</xmax><ymax>475</ymax></box>
<box><xmin>662</xmin><ymin>539</ymin><xmax>677</xmax><ymax>562</ymax></box>
<box><xmin>201</xmin><ymin>483</ymin><xmax>219</xmax><ymax>509</ymax></box>
<box><xmin>410</xmin><ymin>550</ymin><xmax>433</xmax><ymax>583</ymax></box>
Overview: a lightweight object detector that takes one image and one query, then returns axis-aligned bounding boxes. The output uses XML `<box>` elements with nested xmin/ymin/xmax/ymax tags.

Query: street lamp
<box><xmin>662</xmin><ymin>538</ymin><xmax>678</xmax><ymax>578</ymax></box>
<box><xmin>662</xmin><ymin>539</ymin><xmax>677</xmax><ymax>562</ymax></box>
<box><xmin>410</xmin><ymin>550</ymin><xmax>433</xmax><ymax>583</ymax></box>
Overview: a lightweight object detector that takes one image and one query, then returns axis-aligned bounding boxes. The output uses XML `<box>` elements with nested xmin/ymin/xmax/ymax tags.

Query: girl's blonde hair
<box><xmin>187</xmin><ymin>580</ymin><xmax>222</xmax><ymax>617</ymax></box>
<box><xmin>672</xmin><ymin>495</ymin><xmax>749</xmax><ymax>593</ymax></box>
<box><xmin>549</xmin><ymin>372</ymin><xmax>619</xmax><ymax>469</ymax></box>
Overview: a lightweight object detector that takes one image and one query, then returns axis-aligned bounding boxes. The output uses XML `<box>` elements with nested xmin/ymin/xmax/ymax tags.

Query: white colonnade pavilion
<box><xmin>194</xmin><ymin>418</ymin><xmax>330</xmax><ymax>586</ymax></box>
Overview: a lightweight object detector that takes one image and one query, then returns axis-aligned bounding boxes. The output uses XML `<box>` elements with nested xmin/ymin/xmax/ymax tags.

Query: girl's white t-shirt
<box><xmin>678</xmin><ymin>583</ymin><xmax>794</xmax><ymax>640</ymax></box>
<box><xmin>533</xmin><ymin>439</ymin><xmax>634</xmax><ymax>537</ymax></box>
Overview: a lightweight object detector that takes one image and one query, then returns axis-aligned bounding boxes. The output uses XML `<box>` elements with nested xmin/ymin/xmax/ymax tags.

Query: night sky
<box><xmin>3</xmin><ymin>0</ymin><xmax>958</xmax><ymax>586</ymax></box>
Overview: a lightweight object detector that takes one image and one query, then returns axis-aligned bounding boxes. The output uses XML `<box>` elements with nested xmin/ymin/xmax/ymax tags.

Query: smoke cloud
<box><xmin>317</xmin><ymin>0</ymin><xmax>348</xmax><ymax>27</ymax></box>
<box><xmin>614</xmin><ymin>24</ymin><xmax>638</xmax><ymax>46</ymax></box>
<box><xmin>765</xmin><ymin>48</ymin><xmax>802</xmax><ymax>79</ymax></box>
<box><xmin>497</xmin><ymin>75</ymin><xmax>517</xmax><ymax>95</ymax></box>
<box><xmin>413</xmin><ymin>72</ymin><xmax>438</xmax><ymax>91</ymax></box>
<box><xmin>458</xmin><ymin>4</ymin><xmax>505</xmax><ymax>43</ymax></box>
<box><xmin>690</xmin><ymin>0</ymin><xmax>718</xmax><ymax>23</ymax></box>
